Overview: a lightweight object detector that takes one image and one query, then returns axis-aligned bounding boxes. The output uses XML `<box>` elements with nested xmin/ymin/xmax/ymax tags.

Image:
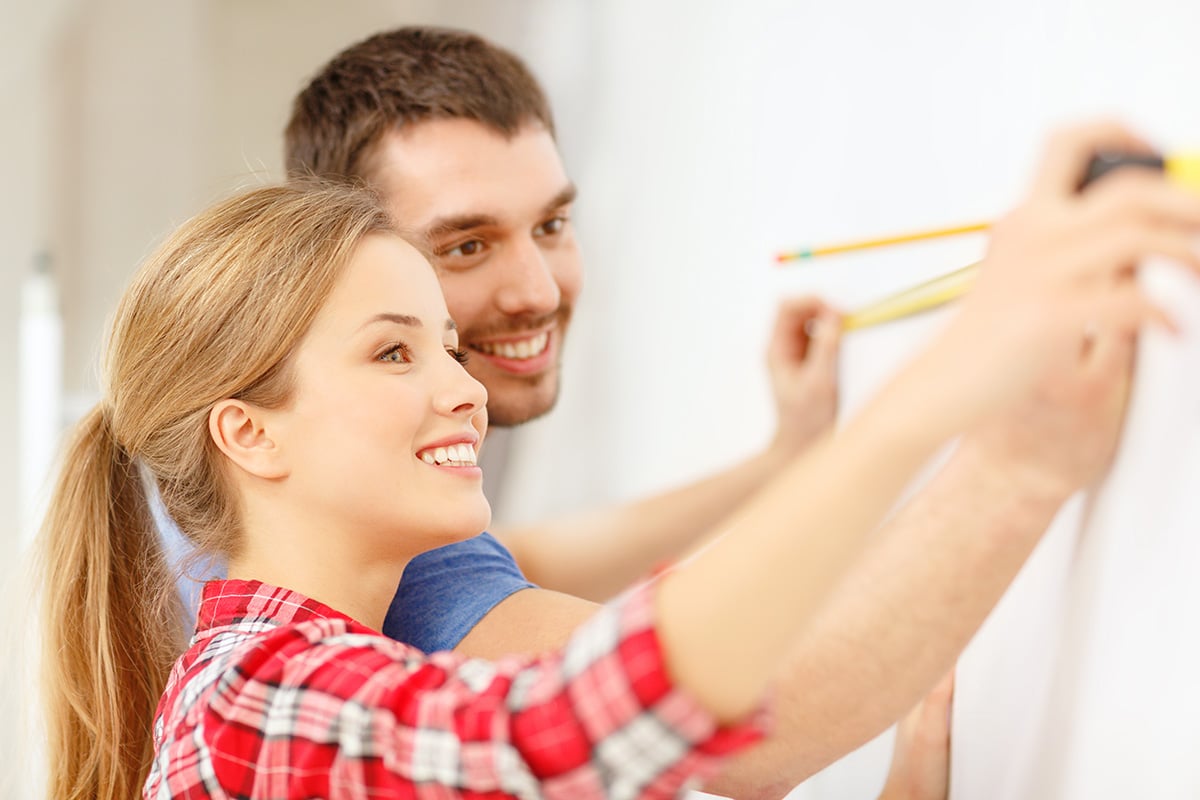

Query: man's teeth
<box><xmin>475</xmin><ymin>331</ymin><xmax>549</xmax><ymax>360</ymax></box>
<box><xmin>419</xmin><ymin>444</ymin><xmax>478</xmax><ymax>466</ymax></box>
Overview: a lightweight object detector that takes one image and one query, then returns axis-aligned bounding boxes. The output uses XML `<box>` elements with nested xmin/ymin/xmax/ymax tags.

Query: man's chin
<box><xmin>484</xmin><ymin>383</ymin><xmax>560</xmax><ymax>428</ymax></box>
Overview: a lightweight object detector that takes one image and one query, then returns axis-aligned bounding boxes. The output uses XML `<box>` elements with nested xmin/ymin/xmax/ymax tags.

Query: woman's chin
<box><xmin>426</xmin><ymin>504</ymin><xmax>493</xmax><ymax>547</ymax></box>
<box><xmin>464</xmin><ymin>501</ymin><xmax>492</xmax><ymax>536</ymax></box>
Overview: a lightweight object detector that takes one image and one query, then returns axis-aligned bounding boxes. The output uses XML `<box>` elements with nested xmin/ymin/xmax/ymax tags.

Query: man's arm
<box><xmin>458</xmin><ymin>428</ymin><xmax>1075</xmax><ymax>793</ymax></box>
<box><xmin>456</xmin><ymin>585</ymin><xmax>600</xmax><ymax>656</ymax></box>
<box><xmin>497</xmin><ymin>297</ymin><xmax>841</xmax><ymax>601</ymax></box>
<box><xmin>493</xmin><ymin>446</ymin><xmax>794</xmax><ymax>602</ymax></box>
<box><xmin>703</xmin><ymin>331</ymin><xmax>1135</xmax><ymax>799</ymax></box>
<box><xmin>879</xmin><ymin>669</ymin><xmax>955</xmax><ymax>800</ymax></box>
<box><xmin>703</xmin><ymin>442</ymin><xmax>1067</xmax><ymax>798</ymax></box>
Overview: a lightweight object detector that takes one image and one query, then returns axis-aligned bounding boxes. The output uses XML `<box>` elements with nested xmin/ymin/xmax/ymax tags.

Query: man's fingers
<box><xmin>778</xmin><ymin>295</ymin><xmax>831</xmax><ymax>318</ymax></box>
<box><xmin>1030</xmin><ymin>120</ymin><xmax>1153</xmax><ymax>199</ymax></box>
<box><xmin>921</xmin><ymin>669</ymin><xmax>955</xmax><ymax>735</ymax></box>
<box><xmin>930</xmin><ymin>668</ymin><xmax>955</xmax><ymax>706</ymax></box>
<box><xmin>1064</xmin><ymin>224</ymin><xmax>1200</xmax><ymax>284</ymax></box>
<box><xmin>1069</xmin><ymin>285</ymin><xmax>1178</xmax><ymax>340</ymax></box>
<box><xmin>769</xmin><ymin>296</ymin><xmax>838</xmax><ymax>364</ymax></box>
<box><xmin>805</xmin><ymin>310</ymin><xmax>844</xmax><ymax>368</ymax></box>
<box><xmin>1082</xmin><ymin>171</ymin><xmax>1200</xmax><ymax>230</ymax></box>
<box><xmin>1082</xmin><ymin>323</ymin><xmax>1136</xmax><ymax>374</ymax></box>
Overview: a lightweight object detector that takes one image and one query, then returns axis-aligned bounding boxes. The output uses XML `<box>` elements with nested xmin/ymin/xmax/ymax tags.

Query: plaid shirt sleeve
<box><xmin>147</xmin><ymin>582</ymin><xmax>767</xmax><ymax>799</ymax></box>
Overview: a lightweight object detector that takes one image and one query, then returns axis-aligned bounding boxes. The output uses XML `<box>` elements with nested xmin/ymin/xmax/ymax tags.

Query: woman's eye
<box><xmin>445</xmin><ymin>239</ymin><xmax>484</xmax><ymax>258</ymax></box>
<box><xmin>379</xmin><ymin>343</ymin><xmax>412</xmax><ymax>364</ymax></box>
<box><xmin>447</xmin><ymin>347</ymin><xmax>469</xmax><ymax>365</ymax></box>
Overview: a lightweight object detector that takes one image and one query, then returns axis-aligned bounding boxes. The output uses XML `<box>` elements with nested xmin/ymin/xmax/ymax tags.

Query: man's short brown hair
<box><xmin>285</xmin><ymin>26</ymin><xmax>555</xmax><ymax>182</ymax></box>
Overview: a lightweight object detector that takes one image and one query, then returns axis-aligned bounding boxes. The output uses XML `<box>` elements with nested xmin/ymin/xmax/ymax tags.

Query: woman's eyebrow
<box><xmin>358</xmin><ymin>313</ymin><xmax>457</xmax><ymax>332</ymax></box>
<box><xmin>358</xmin><ymin>312</ymin><xmax>421</xmax><ymax>332</ymax></box>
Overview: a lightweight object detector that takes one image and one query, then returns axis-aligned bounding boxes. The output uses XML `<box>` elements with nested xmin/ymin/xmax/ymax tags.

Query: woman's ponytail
<box><xmin>38</xmin><ymin>405</ymin><xmax>185</xmax><ymax>800</ymax></box>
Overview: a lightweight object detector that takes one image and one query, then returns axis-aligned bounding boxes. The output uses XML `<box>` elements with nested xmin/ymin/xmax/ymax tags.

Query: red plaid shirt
<box><xmin>144</xmin><ymin>579</ymin><xmax>765</xmax><ymax>798</ymax></box>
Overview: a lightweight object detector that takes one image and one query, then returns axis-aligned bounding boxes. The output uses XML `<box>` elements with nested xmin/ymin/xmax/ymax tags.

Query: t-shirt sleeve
<box><xmin>151</xmin><ymin>486</ymin><xmax>225</xmax><ymax>619</ymax></box>
<box><xmin>383</xmin><ymin>531</ymin><xmax>536</xmax><ymax>651</ymax></box>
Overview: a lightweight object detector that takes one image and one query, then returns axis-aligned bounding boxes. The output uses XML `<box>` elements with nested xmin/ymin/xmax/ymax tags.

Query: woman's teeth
<box><xmin>419</xmin><ymin>444</ymin><xmax>478</xmax><ymax>466</ymax></box>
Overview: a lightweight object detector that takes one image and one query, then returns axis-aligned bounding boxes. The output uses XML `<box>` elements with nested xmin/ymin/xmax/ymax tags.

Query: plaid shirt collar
<box><xmin>195</xmin><ymin>579</ymin><xmax>348</xmax><ymax>637</ymax></box>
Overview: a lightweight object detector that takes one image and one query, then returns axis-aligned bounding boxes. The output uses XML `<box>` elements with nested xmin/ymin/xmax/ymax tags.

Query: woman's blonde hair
<box><xmin>37</xmin><ymin>181</ymin><xmax>394</xmax><ymax>800</ymax></box>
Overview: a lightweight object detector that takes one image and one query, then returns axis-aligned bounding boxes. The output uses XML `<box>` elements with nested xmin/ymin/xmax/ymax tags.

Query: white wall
<box><xmin>505</xmin><ymin>0</ymin><xmax>1200</xmax><ymax>526</ymax></box>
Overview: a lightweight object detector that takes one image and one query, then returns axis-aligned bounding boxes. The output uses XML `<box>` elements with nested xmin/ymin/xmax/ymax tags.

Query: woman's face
<box><xmin>271</xmin><ymin>233</ymin><xmax>491</xmax><ymax>556</ymax></box>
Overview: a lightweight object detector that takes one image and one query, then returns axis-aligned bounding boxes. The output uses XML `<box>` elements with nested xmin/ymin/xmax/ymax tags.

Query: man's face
<box><xmin>371</xmin><ymin>119</ymin><xmax>583</xmax><ymax>427</ymax></box>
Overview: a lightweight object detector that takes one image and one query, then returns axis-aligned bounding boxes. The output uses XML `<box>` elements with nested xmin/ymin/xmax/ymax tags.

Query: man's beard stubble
<box><xmin>466</xmin><ymin>306</ymin><xmax>570</xmax><ymax>428</ymax></box>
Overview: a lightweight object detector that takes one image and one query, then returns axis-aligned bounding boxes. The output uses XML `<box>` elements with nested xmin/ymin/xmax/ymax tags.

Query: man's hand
<box><xmin>963</xmin><ymin>328</ymin><xmax>1136</xmax><ymax>502</ymax></box>
<box><xmin>766</xmin><ymin>296</ymin><xmax>842</xmax><ymax>456</ymax></box>
<box><xmin>878</xmin><ymin>670</ymin><xmax>954</xmax><ymax>800</ymax></box>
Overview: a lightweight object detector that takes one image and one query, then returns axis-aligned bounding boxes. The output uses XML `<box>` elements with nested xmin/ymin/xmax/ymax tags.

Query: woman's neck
<box><xmin>227</xmin><ymin>535</ymin><xmax>409</xmax><ymax>633</ymax></box>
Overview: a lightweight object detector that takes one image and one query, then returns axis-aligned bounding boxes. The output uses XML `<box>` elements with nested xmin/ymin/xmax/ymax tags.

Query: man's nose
<box><xmin>493</xmin><ymin>238</ymin><xmax>561</xmax><ymax>316</ymax></box>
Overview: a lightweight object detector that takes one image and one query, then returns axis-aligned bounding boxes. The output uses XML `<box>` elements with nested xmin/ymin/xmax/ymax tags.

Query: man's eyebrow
<box><xmin>542</xmin><ymin>183</ymin><xmax>578</xmax><ymax>215</ymax></box>
<box><xmin>359</xmin><ymin>313</ymin><xmax>456</xmax><ymax>333</ymax></box>
<box><xmin>425</xmin><ymin>183</ymin><xmax>578</xmax><ymax>237</ymax></box>
<box><xmin>426</xmin><ymin>213</ymin><xmax>500</xmax><ymax>236</ymax></box>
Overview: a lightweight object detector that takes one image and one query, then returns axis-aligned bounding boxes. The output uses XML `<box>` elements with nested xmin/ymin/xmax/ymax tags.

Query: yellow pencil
<box><xmin>779</xmin><ymin>150</ymin><xmax>1200</xmax><ymax>267</ymax></box>
<box><xmin>776</xmin><ymin>221</ymin><xmax>989</xmax><ymax>264</ymax></box>
<box><xmin>843</xmin><ymin>263</ymin><xmax>979</xmax><ymax>331</ymax></box>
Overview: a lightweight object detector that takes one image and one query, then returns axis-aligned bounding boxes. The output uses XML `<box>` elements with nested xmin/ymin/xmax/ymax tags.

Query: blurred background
<box><xmin>4</xmin><ymin>1</ymin><xmax>1199</xmax><ymax>797</ymax></box>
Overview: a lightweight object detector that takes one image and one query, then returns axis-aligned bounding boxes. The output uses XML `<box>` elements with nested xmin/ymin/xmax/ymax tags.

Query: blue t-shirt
<box><xmin>382</xmin><ymin>532</ymin><xmax>535</xmax><ymax>652</ymax></box>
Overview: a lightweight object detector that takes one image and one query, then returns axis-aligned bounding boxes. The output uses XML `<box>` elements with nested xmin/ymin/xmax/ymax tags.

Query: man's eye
<box><xmin>379</xmin><ymin>343</ymin><xmax>412</xmax><ymax>363</ymax></box>
<box><xmin>535</xmin><ymin>216</ymin><xmax>568</xmax><ymax>236</ymax></box>
<box><xmin>445</xmin><ymin>240</ymin><xmax>485</xmax><ymax>258</ymax></box>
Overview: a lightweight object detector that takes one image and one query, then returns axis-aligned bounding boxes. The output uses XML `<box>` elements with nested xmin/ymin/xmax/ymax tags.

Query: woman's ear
<box><xmin>208</xmin><ymin>400</ymin><xmax>289</xmax><ymax>480</ymax></box>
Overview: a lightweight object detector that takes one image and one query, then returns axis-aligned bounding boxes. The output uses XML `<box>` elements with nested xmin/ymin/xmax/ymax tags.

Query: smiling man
<box><xmin>370</xmin><ymin>117</ymin><xmax>580</xmax><ymax>427</ymax></box>
<box><xmin>284</xmin><ymin>28</ymin><xmax>1136</xmax><ymax>798</ymax></box>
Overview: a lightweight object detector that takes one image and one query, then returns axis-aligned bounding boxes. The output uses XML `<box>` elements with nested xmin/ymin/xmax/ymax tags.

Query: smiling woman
<box><xmin>36</xmin><ymin>180</ymin><xmax>762</xmax><ymax>800</ymax></box>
